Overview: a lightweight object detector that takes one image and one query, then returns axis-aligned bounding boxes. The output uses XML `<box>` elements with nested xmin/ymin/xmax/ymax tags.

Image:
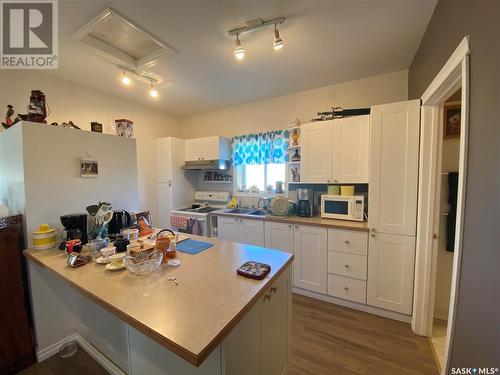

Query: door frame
<box><xmin>412</xmin><ymin>36</ymin><xmax>470</xmax><ymax>374</ymax></box>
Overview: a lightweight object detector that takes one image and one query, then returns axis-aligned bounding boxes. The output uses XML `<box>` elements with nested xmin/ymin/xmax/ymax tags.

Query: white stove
<box><xmin>171</xmin><ymin>191</ymin><xmax>230</xmax><ymax>236</ymax></box>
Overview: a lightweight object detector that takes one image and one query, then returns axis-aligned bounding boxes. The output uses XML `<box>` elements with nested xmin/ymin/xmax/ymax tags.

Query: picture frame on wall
<box><xmin>80</xmin><ymin>158</ymin><xmax>99</xmax><ymax>178</ymax></box>
<box><xmin>443</xmin><ymin>102</ymin><xmax>461</xmax><ymax>138</ymax></box>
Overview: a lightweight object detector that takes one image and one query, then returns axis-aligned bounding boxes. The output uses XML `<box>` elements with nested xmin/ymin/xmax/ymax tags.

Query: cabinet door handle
<box><xmin>263</xmin><ymin>293</ymin><xmax>272</xmax><ymax>302</ymax></box>
<box><xmin>288</xmin><ymin>224</ymin><xmax>292</xmax><ymax>228</ymax></box>
<box><xmin>334</xmin><ymin>179</ymin><xmax>338</xmax><ymax>183</ymax></box>
<box><xmin>234</xmin><ymin>218</ymin><xmax>238</xmax><ymax>222</ymax></box>
<box><xmin>271</xmin><ymin>286</ymin><xmax>277</xmax><ymax>294</ymax></box>
<box><xmin>344</xmin><ymin>286</ymin><xmax>349</xmax><ymax>291</ymax></box>
<box><xmin>294</xmin><ymin>225</ymin><xmax>299</xmax><ymax>229</ymax></box>
<box><xmin>344</xmin><ymin>264</ymin><xmax>350</xmax><ymax>268</ymax></box>
<box><xmin>344</xmin><ymin>240</ymin><xmax>349</xmax><ymax>244</ymax></box>
<box><xmin>371</xmin><ymin>233</ymin><xmax>376</xmax><ymax>238</ymax></box>
<box><xmin>326</xmin><ymin>179</ymin><xmax>331</xmax><ymax>183</ymax></box>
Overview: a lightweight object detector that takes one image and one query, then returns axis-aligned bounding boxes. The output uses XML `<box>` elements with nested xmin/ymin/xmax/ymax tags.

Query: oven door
<box><xmin>176</xmin><ymin>216</ymin><xmax>208</xmax><ymax>237</ymax></box>
<box><xmin>321</xmin><ymin>196</ymin><xmax>353</xmax><ymax>220</ymax></box>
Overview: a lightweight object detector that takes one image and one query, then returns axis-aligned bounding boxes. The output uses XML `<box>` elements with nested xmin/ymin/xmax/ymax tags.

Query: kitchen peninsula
<box><xmin>24</xmin><ymin>236</ymin><xmax>293</xmax><ymax>375</ymax></box>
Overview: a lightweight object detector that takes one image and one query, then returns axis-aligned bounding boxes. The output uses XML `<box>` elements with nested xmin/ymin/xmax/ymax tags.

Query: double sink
<box><xmin>221</xmin><ymin>208</ymin><xmax>267</xmax><ymax>217</ymax></box>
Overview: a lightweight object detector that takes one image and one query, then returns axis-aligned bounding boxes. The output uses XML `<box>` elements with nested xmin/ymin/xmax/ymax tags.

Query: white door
<box><xmin>261</xmin><ymin>275</ymin><xmax>288</xmax><ymax>375</ymax></box>
<box><xmin>157</xmin><ymin>182</ymin><xmax>172</xmax><ymax>228</ymax></box>
<box><xmin>367</xmin><ymin>232</ymin><xmax>415</xmax><ymax>314</ymax></box>
<box><xmin>185</xmin><ymin>138</ymin><xmax>201</xmax><ymax>161</ymax></box>
<box><xmin>218</xmin><ymin>216</ymin><xmax>241</xmax><ymax>243</ymax></box>
<box><xmin>264</xmin><ymin>222</ymin><xmax>293</xmax><ymax>253</ymax></box>
<box><xmin>240</xmin><ymin>219</ymin><xmax>265</xmax><ymax>247</ymax></box>
<box><xmin>368</xmin><ymin>100</ymin><xmax>420</xmax><ymax>236</ymax></box>
<box><xmin>332</xmin><ymin>115</ymin><xmax>369</xmax><ymax>183</ymax></box>
<box><xmin>155</xmin><ymin>138</ymin><xmax>172</xmax><ymax>183</ymax></box>
<box><xmin>300</xmin><ymin>121</ymin><xmax>334</xmax><ymax>183</ymax></box>
<box><xmin>198</xmin><ymin>136</ymin><xmax>220</xmax><ymax>160</ymax></box>
<box><xmin>293</xmin><ymin>225</ymin><xmax>328</xmax><ymax>293</ymax></box>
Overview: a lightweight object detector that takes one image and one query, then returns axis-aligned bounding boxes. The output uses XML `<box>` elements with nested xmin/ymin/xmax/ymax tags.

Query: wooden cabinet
<box><xmin>368</xmin><ymin>100</ymin><xmax>420</xmax><ymax>236</ymax></box>
<box><xmin>218</xmin><ymin>217</ymin><xmax>264</xmax><ymax>247</ymax></box>
<box><xmin>300</xmin><ymin>116</ymin><xmax>369</xmax><ymax>184</ymax></box>
<box><xmin>185</xmin><ymin>136</ymin><xmax>230</xmax><ymax>162</ymax></box>
<box><xmin>300</xmin><ymin>121</ymin><xmax>333</xmax><ymax>183</ymax></box>
<box><xmin>293</xmin><ymin>225</ymin><xmax>328</xmax><ymax>293</ymax></box>
<box><xmin>367</xmin><ymin>232</ymin><xmax>415</xmax><ymax>314</ymax></box>
<box><xmin>264</xmin><ymin>221</ymin><xmax>293</xmax><ymax>253</ymax></box>
<box><xmin>332</xmin><ymin>115</ymin><xmax>369</xmax><ymax>183</ymax></box>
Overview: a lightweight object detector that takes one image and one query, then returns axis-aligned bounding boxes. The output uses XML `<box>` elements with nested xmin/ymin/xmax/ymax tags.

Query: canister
<box><xmin>32</xmin><ymin>224</ymin><xmax>58</xmax><ymax>250</ymax></box>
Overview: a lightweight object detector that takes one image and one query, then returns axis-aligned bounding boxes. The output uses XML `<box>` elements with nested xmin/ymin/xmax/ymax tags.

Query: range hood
<box><xmin>183</xmin><ymin>159</ymin><xmax>231</xmax><ymax>170</ymax></box>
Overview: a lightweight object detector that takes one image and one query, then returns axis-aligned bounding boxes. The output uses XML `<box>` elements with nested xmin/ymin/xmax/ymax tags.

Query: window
<box><xmin>236</xmin><ymin>163</ymin><xmax>286</xmax><ymax>193</ymax></box>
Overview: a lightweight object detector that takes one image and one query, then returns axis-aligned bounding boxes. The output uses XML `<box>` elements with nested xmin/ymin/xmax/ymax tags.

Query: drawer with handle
<box><xmin>328</xmin><ymin>251</ymin><xmax>367</xmax><ymax>280</ymax></box>
<box><xmin>327</xmin><ymin>274</ymin><xmax>366</xmax><ymax>304</ymax></box>
<box><xmin>327</xmin><ymin>228</ymin><xmax>368</xmax><ymax>256</ymax></box>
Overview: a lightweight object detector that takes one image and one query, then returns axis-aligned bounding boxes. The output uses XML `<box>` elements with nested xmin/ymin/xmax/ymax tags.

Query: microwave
<box><xmin>320</xmin><ymin>195</ymin><xmax>365</xmax><ymax>221</ymax></box>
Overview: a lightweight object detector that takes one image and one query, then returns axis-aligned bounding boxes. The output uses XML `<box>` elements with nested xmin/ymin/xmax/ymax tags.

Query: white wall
<box><xmin>0</xmin><ymin>124</ymin><xmax>25</xmax><ymax>215</ymax></box>
<box><xmin>181</xmin><ymin>70</ymin><xmax>408</xmax><ymax>138</ymax></box>
<box><xmin>0</xmin><ymin>71</ymin><xmax>182</xmax><ymax>224</ymax></box>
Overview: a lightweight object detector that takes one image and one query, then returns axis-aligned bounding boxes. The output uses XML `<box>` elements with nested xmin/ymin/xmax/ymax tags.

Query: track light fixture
<box><xmin>233</xmin><ymin>34</ymin><xmax>245</xmax><ymax>61</ymax></box>
<box><xmin>121</xmin><ymin>71</ymin><xmax>131</xmax><ymax>85</ymax></box>
<box><xmin>273</xmin><ymin>25</ymin><xmax>283</xmax><ymax>50</ymax></box>
<box><xmin>117</xmin><ymin>65</ymin><xmax>159</xmax><ymax>99</ymax></box>
<box><xmin>148</xmin><ymin>82</ymin><xmax>158</xmax><ymax>98</ymax></box>
<box><xmin>228</xmin><ymin>17</ymin><xmax>285</xmax><ymax>60</ymax></box>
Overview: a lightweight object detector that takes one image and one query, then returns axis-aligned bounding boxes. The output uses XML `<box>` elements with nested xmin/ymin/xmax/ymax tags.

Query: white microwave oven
<box><xmin>320</xmin><ymin>195</ymin><xmax>365</xmax><ymax>221</ymax></box>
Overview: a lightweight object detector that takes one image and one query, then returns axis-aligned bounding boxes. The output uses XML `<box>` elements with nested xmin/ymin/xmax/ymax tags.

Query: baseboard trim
<box><xmin>36</xmin><ymin>334</ymin><xmax>126</xmax><ymax>375</ymax></box>
<box><xmin>292</xmin><ymin>287</ymin><xmax>412</xmax><ymax>323</ymax></box>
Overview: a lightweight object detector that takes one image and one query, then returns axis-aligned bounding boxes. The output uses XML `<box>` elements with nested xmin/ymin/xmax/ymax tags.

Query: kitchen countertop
<box><xmin>211</xmin><ymin>211</ymin><xmax>369</xmax><ymax>232</ymax></box>
<box><xmin>24</xmin><ymin>236</ymin><xmax>293</xmax><ymax>367</ymax></box>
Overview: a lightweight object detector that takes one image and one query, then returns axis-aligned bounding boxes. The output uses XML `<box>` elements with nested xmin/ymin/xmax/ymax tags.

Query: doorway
<box><xmin>412</xmin><ymin>36</ymin><xmax>470</xmax><ymax>375</ymax></box>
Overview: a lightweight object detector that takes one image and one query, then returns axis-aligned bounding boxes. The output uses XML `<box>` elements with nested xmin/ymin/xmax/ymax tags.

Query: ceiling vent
<box><xmin>71</xmin><ymin>8</ymin><xmax>178</xmax><ymax>69</ymax></box>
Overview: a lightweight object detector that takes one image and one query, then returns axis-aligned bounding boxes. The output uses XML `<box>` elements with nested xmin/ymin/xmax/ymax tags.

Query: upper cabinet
<box><xmin>300</xmin><ymin>116</ymin><xmax>369</xmax><ymax>184</ymax></box>
<box><xmin>185</xmin><ymin>136</ymin><xmax>230</xmax><ymax>162</ymax></box>
<box><xmin>368</xmin><ymin>100</ymin><xmax>420</xmax><ymax>236</ymax></box>
<box><xmin>332</xmin><ymin>115</ymin><xmax>369</xmax><ymax>183</ymax></box>
<box><xmin>300</xmin><ymin>121</ymin><xmax>334</xmax><ymax>183</ymax></box>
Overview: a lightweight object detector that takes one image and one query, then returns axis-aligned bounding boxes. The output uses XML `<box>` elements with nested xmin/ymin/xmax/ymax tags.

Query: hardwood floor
<box><xmin>287</xmin><ymin>294</ymin><xmax>438</xmax><ymax>375</ymax></box>
<box><xmin>16</xmin><ymin>347</ymin><xmax>107</xmax><ymax>375</ymax></box>
<box><xmin>18</xmin><ymin>295</ymin><xmax>438</xmax><ymax>375</ymax></box>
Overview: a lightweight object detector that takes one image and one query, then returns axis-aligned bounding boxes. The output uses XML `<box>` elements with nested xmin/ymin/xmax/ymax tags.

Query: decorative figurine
<box><xmin>291</xmin><ymin>128</ymin><xmax>300</xmax><ymax>146</ymax></box>
<box><xmin>291</xmin><ymin>149</ymin><xmax>301</xmax><ymax>162</ymax></box>
<box><xmin>2</xmin><ymin>105</ymin><xmax>21</xmax><ymax>129</ymax></box>
<box><xmin>27</xmin><ymin>90</ymin><xmax>49</xmax><ymax>123</ymax></box>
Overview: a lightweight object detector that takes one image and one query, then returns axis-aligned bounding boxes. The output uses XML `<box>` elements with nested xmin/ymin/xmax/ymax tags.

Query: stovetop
<box><xmin>175</xmin><ymin>206</ymin><xmax>220</xmax><ymax>214</ymax></box>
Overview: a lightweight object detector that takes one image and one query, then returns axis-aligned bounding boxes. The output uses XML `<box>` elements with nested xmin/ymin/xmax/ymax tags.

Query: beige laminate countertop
<box><xmin>24</xmin><ymin>236</ymin><xmax>293</xmax><ymax>367</ymax></box>
<box><xmin>212</xmin><ymin>212</ymin><xmax>369</xmax><ymax>232</ymax></box>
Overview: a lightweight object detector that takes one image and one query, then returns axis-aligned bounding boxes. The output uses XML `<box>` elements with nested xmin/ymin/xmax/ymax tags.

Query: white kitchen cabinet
<box><xmin>264</xmin><ymin>221</ymin><xmax>294</xmax><ymax>253</ymax></box>
<box><xmin>218</xmin><ymin>217</ymin><xmax>264</xmax><ymax>247</ymax></box>
<box><xmin>328</xmin><ymin>274</ymin><xmax>367</xmax><ymax>304</ymax></box>
<box><xmin>300</xmin><ymin>121</ymin><xmax>333</xmax><ymax>183</ymax></box>
<box><xmin>368</xmin><ymin>100</ymin><xmax>420</xmax><ymax>236</ymax></box>
<box><xmin>156</xmin><ymin>137</ymin><xmax>195</xmax><ymax>227</ymax></box>
<box><xmin>293</xmin><ymin>224</ymin><xmax>328</xmax><ymax>293</ymax></box>
<box><xmin>239</xmin><ymin>218</ymin><xmax>265</xmax><ymax>247</ymax></box>
<box><xmin>367</xmin><ymin>232</ymin><xmax>415</xmax><ymax>314</ymax></box>
<box><xmin>185</xmin><ymin>136</ymin><xmax>230</xmax><ymax>162</ymax></box>
<box><xmin>332</xmin><ymin>115</ymin><xmax>369</xmax><ymax>183</ymax></box>
<box><xmin>261</xmin><ymin>273</ymin><xmax>289</xmax><ymax>375</ymax></box>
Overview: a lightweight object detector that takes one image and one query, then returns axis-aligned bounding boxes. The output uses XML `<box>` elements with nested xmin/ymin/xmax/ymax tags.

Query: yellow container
<box><xmin>32</xmin><ymin>224</ymin><xmax>58</xmax><ymax>250</ymax></box>
<box><xmin>327</xmin><ymin>185</ymin><xmax>340</xmax><ymax>195</ymax></box>
<box><xmin>340</xmin><ymin>185</ymin><xmax>355</xmax><ymax>196</ymax></box>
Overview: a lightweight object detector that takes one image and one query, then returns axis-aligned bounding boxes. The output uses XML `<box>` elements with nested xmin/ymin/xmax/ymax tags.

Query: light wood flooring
<box><xmin>17</xmin><ymin>294</ymin><xmax>438</xmax><ymax>375</ymax></box>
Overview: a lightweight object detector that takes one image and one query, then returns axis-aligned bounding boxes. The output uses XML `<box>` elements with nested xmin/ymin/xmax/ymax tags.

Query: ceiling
<box><xmin>48</xmin><ymin>0</ymin><xmax>437</xmax><ymax>116</ymax></box>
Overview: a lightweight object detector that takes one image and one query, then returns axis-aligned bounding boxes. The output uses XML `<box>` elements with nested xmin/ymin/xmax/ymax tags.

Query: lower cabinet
<box><xmin>218</xmin><ymin>217</ymin><xmax>264</xmax><ymax>246</ymax></box>
<box><xmin>222</xmin><ymin>269</ymin><xmax>290</xmax><ymax>375</ymax></box>
<box><xmin>366</xmin><ymin>232</ymin><xmax>416</xmax><ymax>314</ymax></box>
<box><xmin>264</xmin><ymin>221</ymin><xmax>293</xmax><ymax>253</ymax></box>
<box><xmin>293</xmin><ymin>225</ymin><xmax>328</xmax><ymax>294</ymax></box>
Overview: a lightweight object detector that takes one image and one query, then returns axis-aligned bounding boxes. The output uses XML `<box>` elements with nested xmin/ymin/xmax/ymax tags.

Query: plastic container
<box><xmin>32</xmin><ymin>224</ymin><xmax>58</xmax><ymax>250</ymax></box>
<box><xmin>340</xmin><ymin>185</ymin><xmax>355</xmax><ymax>196</ymax></box>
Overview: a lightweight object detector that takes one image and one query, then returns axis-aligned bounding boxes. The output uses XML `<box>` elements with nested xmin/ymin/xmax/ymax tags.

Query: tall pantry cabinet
<box><xmin>155</xmin><ymin>137</ymin><xmax>195</xmax><ymax>228</ymax></box>
<box><xmin>367</xmin><ymin>100</ymin><xmax>420</xmax><ymax>315</ymax></box>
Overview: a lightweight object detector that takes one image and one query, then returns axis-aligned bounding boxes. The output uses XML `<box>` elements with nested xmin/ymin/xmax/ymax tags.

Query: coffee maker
<box><xmin>59</xmin><ymin>213</ymin><xmax>88</xmax><ymax>249</ymax></box>
<box><xmin>108</xmin><ymin>209</ymin><xmax>132</xmax><ymax>239</ymax></box>
<box><xmin>297</xmin><ymin>189</ymin><xmax>314</xmax><ymax>217</ymax></box>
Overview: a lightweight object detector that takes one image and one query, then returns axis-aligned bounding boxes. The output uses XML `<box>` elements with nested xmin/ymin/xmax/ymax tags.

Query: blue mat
<box><xmin>176</xmin><ymin>239</ymin><xmax>214</xmax><ymax>255</ymax></box>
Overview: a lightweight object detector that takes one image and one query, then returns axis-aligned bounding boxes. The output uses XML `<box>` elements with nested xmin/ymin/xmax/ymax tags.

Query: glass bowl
<box><xmin>124</xmin><ymin>249</ymin><xmax>163</xmax><ymax>276</ymax></box>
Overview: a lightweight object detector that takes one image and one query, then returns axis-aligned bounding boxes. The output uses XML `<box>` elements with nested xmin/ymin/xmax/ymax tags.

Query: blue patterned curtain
<box><xmin>232</xmin><ymin>130</ymin><xmax>289</xmax><ymax>166</ymax></box>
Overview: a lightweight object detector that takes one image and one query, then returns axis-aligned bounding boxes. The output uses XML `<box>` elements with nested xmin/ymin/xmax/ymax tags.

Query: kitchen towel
<box><xmin>176</xmin><ymin>239</ymin><xmax>214</xmax><ymax>255</ymax></box>
<box><xmin>170</xmin><ymin>215</ymin><xmax>188</xmax><ymax>230</ymax></box>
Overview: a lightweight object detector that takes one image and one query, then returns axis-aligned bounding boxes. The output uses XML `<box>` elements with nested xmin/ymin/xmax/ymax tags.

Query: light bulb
<box><xmin>233</xmin><ymin>36</ymin><xmax>245</xmax><ymax>61</ymax></box>
<box><xmin>273</xmin><ymin>28</ymin><xmax>284</xmax><ymax>50</ymax></box>
<box><xmin>121</xmin><ymin>72</ymin><xmax>131</xmax><ymax>85</ymax></box>
<box><xmin>149</xmin><ymin>83</ymin><xmax>158</xmax><ymax>98</ymax></box>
